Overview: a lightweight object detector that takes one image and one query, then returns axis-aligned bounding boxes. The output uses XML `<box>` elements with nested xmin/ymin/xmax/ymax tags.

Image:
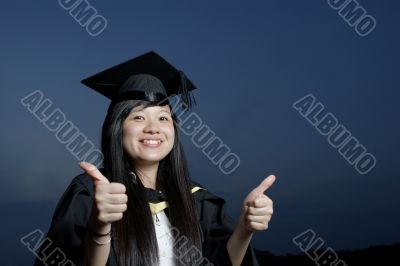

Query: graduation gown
<box><xmin>34</xmin><ymin>173</ymin><xmax>259</xmax><ymax>266</ymax></box>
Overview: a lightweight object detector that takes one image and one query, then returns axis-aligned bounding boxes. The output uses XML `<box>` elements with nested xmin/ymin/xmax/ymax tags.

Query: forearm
<box><xmin>84</xmin><ymin>233</ymin><xmax>111</xmax><ymax>266</ymax></box>
<box><xmin>84</xmin><ymin>222</ymin><xmax>111</xmax><ymax>266</ymax></box>
<box><xmin>226</xmin><ymin>224</ymin><xmax>253</xmax><ymax>266</ymax></box>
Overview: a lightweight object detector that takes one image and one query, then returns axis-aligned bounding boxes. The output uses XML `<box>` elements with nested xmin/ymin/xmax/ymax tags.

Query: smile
<box><xmin>140</xmin><ymin>139</ymin><xmax>163</xmax><ymax>147</ymax></box>
<box><xmin>142</xmin><ymin>139</ymin><xmax>161</xmax><ymax>144</ymax></box>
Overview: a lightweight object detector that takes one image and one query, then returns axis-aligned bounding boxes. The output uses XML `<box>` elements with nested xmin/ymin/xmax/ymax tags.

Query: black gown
<box><xmin>33</xmin><ymin>173</ymin><xmax>259</xmax><ymax>266</ymax></box>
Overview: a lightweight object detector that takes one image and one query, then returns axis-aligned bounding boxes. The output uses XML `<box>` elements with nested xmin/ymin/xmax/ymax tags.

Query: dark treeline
<box><xmin>255</xmin><ymin>243</ymin><xmax>400</xmax><ymax>266</ymax></box>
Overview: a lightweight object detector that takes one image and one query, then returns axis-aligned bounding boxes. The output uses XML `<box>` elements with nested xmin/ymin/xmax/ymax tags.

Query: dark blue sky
<box><xmin>1</xmin><ymin>0</ymin><xmax>399</xmax><ymax>264</ymax></box>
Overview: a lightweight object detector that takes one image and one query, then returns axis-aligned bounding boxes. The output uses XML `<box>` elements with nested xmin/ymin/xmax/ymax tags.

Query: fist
<box><xmin>79</xmin><ymin>162</ymin><xmax>128</xmax><ymax>225</ymax></box>
<box><xmin>240</xmin><ymin>175</ymin><xmax>275</xmax><ymax>232</ymax></box>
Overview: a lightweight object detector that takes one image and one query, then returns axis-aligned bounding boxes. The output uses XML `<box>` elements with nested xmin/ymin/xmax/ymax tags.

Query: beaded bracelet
<box><xmin>87</xmin><ymin>227</ymin><xmax>111</xmax><ymax>245</ymax></box>
<box><xmin>90</xmin><ymin>235</ymin><xmax>111</xmax><ymax>245</ymax></box>
<box><xmin>87</xmin><ymin>226</ymin><xmax>111</xmax><ymax>237</ymax></box>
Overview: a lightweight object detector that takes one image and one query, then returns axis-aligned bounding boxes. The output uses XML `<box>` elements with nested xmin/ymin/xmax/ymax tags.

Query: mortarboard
<box><xmin>81</xmin><ymin>51</ymin><xmax>197</xmax><ymax>109</ymax></box>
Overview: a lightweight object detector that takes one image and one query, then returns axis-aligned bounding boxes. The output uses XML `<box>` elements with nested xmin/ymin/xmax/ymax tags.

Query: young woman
<box><xmin>34</xmin><ymin>51</ymin><xmax>275</xmax><ymax>266</ymax></box>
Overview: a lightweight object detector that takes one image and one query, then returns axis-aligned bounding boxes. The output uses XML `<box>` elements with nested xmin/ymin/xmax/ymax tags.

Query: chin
<box><xmin>136</xmin><ymin>154</ymin><xmax>168</xmax><ymax>164</ymax></box>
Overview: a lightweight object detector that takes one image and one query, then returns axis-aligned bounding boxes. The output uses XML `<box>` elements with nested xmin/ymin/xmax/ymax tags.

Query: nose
<box><xmin>143</xmin><ymin>119</ymin><xmax>160</xmax><ymax>134</ymax></box>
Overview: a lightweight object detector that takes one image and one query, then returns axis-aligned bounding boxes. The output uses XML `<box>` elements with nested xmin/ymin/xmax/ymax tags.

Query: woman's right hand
<box><xmin>79</xmin><ymin>161</ymin><xmax>128</xmax><ymax>234</ymax></box>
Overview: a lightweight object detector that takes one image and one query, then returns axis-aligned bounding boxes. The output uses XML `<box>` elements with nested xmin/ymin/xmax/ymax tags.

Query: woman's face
<box><xmin>122</xmin><ymin>104</ymin><xmax>175</xmax><ymax>166</ymax></box>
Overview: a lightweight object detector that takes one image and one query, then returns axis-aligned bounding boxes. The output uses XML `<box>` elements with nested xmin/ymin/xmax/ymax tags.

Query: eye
<box><xmin>159</xmin><ymin>116</ymin><xmax>170</xmax><ymax>121</ymax></box>
<box><xmin>133</xmin><ymin>115</ymin><xmax>145</xmax><ymax>121</ymax></box>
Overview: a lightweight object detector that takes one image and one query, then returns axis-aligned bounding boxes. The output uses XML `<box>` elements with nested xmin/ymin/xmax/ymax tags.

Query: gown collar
<box><xmin>144</xmin><ymin>183</ymin><xmax>204</xmax><ymax>214</ymax></box>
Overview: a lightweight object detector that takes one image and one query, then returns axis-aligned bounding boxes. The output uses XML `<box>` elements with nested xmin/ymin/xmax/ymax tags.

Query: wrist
<box><xmin>90</xmin><ymin>222</ymin><xmax>111</xmax><ymax>235</ymax></box>
<box><xmin>87</xmin><ymin>232</ymin><xmax>111</xmax><ymax>246</ymax></box>
<box><xmin>87</xmin><ymin>208</ymin><xmax>111</xmax><ymax>235</ymax></box>
<box><xmin>88</xmin><ymin>225</ymin><xmax>111</xmax><ymax>237</ymax></box>
<box><xmin>89</xmin><ymin>212</ymin><xmax>111</xmax><ymax>235</ymax></box>
<box><xmin>86</xmin><ymin>220</ymin><xmax>112</xmax><ymax>246</ymax></box>
<box><xmin>237</xmin><ymin>214</ymin><xmax>254</xmax><ymax>236</ymax></box>
<box><xmin>237</xmin><ymin>222</ymin><xmax>253</xmax><ymax>237</ymax></box>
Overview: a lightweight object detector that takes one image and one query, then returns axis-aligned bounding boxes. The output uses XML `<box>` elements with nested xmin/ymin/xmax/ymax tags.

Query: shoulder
<box><xmin>67</xmin><ymin>172</ymin><xmax>93</xmax><ymax>194</ymax></box>
<box><xmin>49</xmin><ymin>172</ymin><xmax>97</xmax><ymax>226</ymax></box>
<box><xmin>190</xmin><ymin>180</ymin><xmax>227</xmax><ymax>203</ymax></box>
<box><xmin>189</xmin><ymin>180</ymin><xmax>236</xmax><ymax>236</ymax></box>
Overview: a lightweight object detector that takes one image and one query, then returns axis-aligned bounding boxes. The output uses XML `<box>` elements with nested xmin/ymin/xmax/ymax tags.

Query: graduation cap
<box><xmin>81</xmin><ymin>51</ymin><xmax>197</xmax><ymax>109</ymax></box>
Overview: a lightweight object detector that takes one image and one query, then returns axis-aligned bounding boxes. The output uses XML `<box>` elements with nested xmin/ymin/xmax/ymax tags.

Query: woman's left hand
<box><xmin>239</xmin><ymin>175</ymin><xmax>276</xmax><ymax>233</ymax></box>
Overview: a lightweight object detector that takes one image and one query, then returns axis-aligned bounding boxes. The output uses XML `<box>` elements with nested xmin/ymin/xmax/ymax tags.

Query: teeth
<box><xmin>143</xmin><ymin>139</ymin><xmax>161</xmax><ymax>145</ymax></box>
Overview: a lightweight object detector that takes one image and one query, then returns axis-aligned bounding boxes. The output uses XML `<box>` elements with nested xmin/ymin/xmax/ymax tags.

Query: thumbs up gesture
<box><xmin>239</xmin><ymin>175</ymin><xmax>275</xmax><ymax>232</ymax></box>
<box><xmin>79</xmin><ymin>162</ymin><xmax>128</xmax><ymax>228</ymax></box>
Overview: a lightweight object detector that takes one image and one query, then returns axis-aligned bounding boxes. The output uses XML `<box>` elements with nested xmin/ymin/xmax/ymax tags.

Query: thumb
<box><xmin>79</xmin><ymin>161</ymin><xmax>110</xmax><ymax>184</ymax></box>
<box><xmin>245</xmin><ymin>175</ymin><xmax>276</xmax><ymax>203</ymax></box>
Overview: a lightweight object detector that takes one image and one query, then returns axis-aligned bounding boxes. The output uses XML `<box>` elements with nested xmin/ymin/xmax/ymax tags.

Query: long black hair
<box><xmin>101</xmin><ymin>99</ymin><xmax>203</xmax><ymax>265</ymax></box>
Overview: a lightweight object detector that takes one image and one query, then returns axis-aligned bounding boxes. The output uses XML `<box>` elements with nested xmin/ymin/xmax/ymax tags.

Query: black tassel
<box><xmin>178</xmin><ymin>70</ymin><xmax>196</xmax><ymax>111</ymax></box>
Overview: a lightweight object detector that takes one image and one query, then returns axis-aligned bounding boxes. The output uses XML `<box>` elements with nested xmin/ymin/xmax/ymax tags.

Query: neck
<box><xmin>135</xmin><ymin>161</ymin><xmax>159</xmax><ymax>190</ymax></box>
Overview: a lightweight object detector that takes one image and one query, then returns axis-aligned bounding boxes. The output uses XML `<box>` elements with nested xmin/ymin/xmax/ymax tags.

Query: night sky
<box><xmin>1</xmin><ymin>0</ymin><xmax>399</xmax><ymax>265</ymax></box>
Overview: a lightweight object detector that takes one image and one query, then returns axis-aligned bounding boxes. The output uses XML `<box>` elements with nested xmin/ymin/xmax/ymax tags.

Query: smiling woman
<box><xmin>122</xmin><ymin>105</ymin><xmax>175</xmax><ymax>172</ymax></box>
<box><xmin>34</xmin><ymin>51</ymin><xmax>274</xmax><ymax>266</ymax></box>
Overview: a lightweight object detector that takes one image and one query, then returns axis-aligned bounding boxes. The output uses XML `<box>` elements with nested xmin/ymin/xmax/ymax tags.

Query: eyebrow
<box><xmin>129</xmin><ymin>108</ymin><xmax>171</xmax><ymax>115</ymax></box>
<box><xmin>159</xmin><ymin>109</ymin><xmax>172</xmax><ymax>115</ymax></box>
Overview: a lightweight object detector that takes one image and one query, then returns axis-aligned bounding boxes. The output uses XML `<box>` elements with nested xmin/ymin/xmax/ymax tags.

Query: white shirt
<box><xmin>152</xmin><ymin>210</ymin><xmax>176</xmax><ymax>266</ymax></box>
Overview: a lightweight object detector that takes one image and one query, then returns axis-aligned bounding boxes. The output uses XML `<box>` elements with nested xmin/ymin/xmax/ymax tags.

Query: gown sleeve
<box><xmin>192</xmin><ymin>182</ymin><xmax>259</xmax><ymax>266</ymax></box>
<box><xmin>33</xmin><ymin>174</ymin><xmax>95</xmax><ymax>266</ymax></box>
